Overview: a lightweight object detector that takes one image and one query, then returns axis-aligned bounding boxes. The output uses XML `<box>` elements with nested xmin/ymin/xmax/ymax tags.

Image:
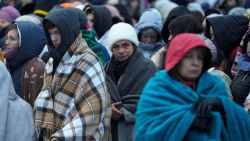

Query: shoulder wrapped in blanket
<box><xmin>135</xmin><ymin>70</ymin><xmax>250</xmax><ymax>141</ymax></box>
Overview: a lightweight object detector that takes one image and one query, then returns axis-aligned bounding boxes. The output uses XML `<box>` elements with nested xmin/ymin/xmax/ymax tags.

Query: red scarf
<box><xmin>180</xmin><ymin>79</ymin><xmax>196</xmax><ymax>90</ymax></box>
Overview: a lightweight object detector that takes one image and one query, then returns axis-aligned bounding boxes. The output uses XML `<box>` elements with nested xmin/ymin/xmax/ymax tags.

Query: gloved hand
<box><xmin>192</xmin><ymin>98</ymin><xmax>223</xmax><ymax>118</ymax></box>
<box><xmin>190</xmin><ymin>116</ymin><xmax>211</xmax><ymax>131</ymax></box>
<box><xmin>191</xmin><ymin>98</ymin><xmax>223</xmax><ymax>131</ymax></box>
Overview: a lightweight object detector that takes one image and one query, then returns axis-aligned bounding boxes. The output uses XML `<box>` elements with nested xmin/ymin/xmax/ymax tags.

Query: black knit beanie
<box><xmin>34</xmin><ymin>0</ymin><xmax>65</xmax><ymax>17</ymax></box>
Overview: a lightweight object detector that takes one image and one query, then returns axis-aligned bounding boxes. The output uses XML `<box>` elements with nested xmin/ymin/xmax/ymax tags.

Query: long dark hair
<box><xmin>43</xmin><ymin>20</ymin><xmax>56</xmax><ymax>32</ymax></box>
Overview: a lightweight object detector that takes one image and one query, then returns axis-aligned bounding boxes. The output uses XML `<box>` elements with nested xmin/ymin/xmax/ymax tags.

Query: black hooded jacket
<box><xmin>205</xmin><ymin>15</ymin><xmax>249</xmax><ymax>56</ymax></box>
<box><xmin>161</xmin><ymin>6</ymin><xmax>191</xmax><ymax>43</ymax></box>
<box><xmin>114</xmin><ymin>4</ymin><xmax>132</xmax><ymax>25</ymax></box>
<box><xmin>170</xmin><ymin>0</ymin><xmax>193</xmax><ymax>6</ymax></box>
<box><xmin>84</xmin><ymin>5</ymin><xmax>112</xmax><ymax>39</ymax></box>
<box><xmin>42</xmin><ymin>7</ymin><xmax>81</xmax><ymax>72</ymax></box>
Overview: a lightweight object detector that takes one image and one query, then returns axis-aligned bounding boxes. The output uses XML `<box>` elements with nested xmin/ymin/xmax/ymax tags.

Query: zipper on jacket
<box><xmin>242</xmin><ymin>72</ymin><xmax>249</xmax><ymax>82</ymax></box>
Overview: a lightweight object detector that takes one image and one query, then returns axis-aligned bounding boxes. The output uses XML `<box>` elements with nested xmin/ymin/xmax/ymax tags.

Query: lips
<box><xmin>188</xmin><ymin>69</ymin><xmax>200</xmax><ymax>74</ymax></box>
<box><xmin>3</xmin><ymin>47</ymin><xmax>9</xmax><ymax>51</ymax></box>
<box><xmin>117</xmin><ymin>56</ymin><xmax>128</xmax><ymax>61</ymax></box>
<box><xmin>54</xmin><ymin>44</ymin><xmax>60</xmax><ymax>48</ymax></box>
<box><xmin>120</xmin><ymin>56</ymin><xmax>127</xmax><ymax>58</ymax></box>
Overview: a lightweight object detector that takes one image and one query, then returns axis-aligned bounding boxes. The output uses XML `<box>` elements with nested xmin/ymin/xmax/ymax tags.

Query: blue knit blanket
<box><xmin>135</xmin><ymin>71</ymin><xmax>250</xmax><ymax>141</ymax></box>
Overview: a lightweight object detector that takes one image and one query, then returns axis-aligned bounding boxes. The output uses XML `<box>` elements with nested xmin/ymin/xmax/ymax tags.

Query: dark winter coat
<box><xmin>21</xmin><ymin>57</ymin><xmax>45</xmax><ymax>107</ymax></box>
<box><xmin>231</xmin><ymin>70</ymin><xmax>250</xmax><ymax>106</ymax></box>
<box><xmin>105</xmin><ymin>50</ymin><xmax>157</xmax><ymax>141</ymax></box>
<box><xmin>231</xmin><ymin>54</ymin><xmax>250</xmax><ymax>106</ymax></box>
<box><xmin>6</xmin><ymin>21</ymin><xmax>47</xmax><ymax>96</ymax></box>
<box><xmin>161</xmin><ymin>6</ymin><xmax>191</xmax><ymax>43</ymax></box>
<box><xmin>84</xmin><ymin>4</ymin><xmax>112</xmax><ymax>39</ymax></box>
<box><xmin>205</xmin><ymin>15</ymin><xmax>249</xmax><ymax>56</ymax></box>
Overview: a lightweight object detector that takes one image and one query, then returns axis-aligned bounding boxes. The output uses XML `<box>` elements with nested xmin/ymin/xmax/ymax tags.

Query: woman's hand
<box><xmin>112</xmin><ymin>102</ymin><xmax>123</xmax><ymax>120</ymax></box>
<box><xmin>191</xmin><ymin>98</ymin><xmax>223</xmax><ymax>131</ymax></box>
<box><xmin>192</xmin><ymin>98</ymin><xmax>223</xmax><ymax>118</ymax></box>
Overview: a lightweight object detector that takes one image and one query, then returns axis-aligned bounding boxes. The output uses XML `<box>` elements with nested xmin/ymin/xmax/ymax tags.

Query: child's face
<box><xmin>140</xmin><ymin>28</ymin><xmax>158</xmax><ymax>44</ymax></box>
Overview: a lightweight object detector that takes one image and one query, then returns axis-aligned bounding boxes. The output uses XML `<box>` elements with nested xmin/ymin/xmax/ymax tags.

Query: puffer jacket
<box><xmin>231</xmin><ymin>70</ymin><xmax>250</xmax><ymax>106</ymax></box>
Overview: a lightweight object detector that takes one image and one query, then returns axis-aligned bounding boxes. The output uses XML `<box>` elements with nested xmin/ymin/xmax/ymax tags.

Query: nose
<box><xmin>193</xmin><ymin>56</ymin><xmax>201</xmax><ymax>65</ymax></box>
<box><xmin>144</xmin><ymin>37</ymin><xmax>153</xmax><ymax>44</ymax></box>
<box><xmin>117</xmin><ymin>47</ymin><xmax>125</xmax><ymax>54</ymax></box>
<box><xmin>51</xmin><ymin>34</ymin><xmax>57</xmax><ymax>43</ymax></box>
<box><xmin>5</xmin><ymin>38</ymin><xmax>10</xmax><ymax>45</ymax></box>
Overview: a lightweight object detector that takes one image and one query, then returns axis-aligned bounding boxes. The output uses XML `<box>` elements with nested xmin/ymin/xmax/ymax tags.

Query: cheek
<box><xmin>248</xmin><ymin>45</ymin><xmax>250</xmax><ymax>52</ymax></box>
<box><xmin>3</xmin><ymin>22</ymin><xmax>8</xmax><ymax>27</ymax></box>
<box><xmin>8</xmin><ymin>42</ymin><xmax>19</xmax><ymax>49</ymax></box>
<box><xmin>87</xmin><ymin>15</ymin><xmax>94</xmax><ymax>27</ymax></box>
<box><xmin>112</xmin><ymin>49</ymin><xmax>119</xmax><ymax>56</ymax></box>
<box><xmin>127</xmin><ymin>48</ymin><xmax>134</xmax><ymax>56</ymax></box>
<box><xmin>141</xmin><ymin>36</ymin><xmax>146</xmax><ymax>41</ymax></box>
<box><xmin>194</xmin><ymin>61</ymin><xmax>204</xmax><ymax>73</ymax></box>
<box><xmin>152</xmin><ymin>37</ymin><xmax>157</xmax><ymax>42</ymax></box>
<box><xmin>131</xmin><ymin>1</ymin><xmax>138</xmax><ymax>8</ymax></box>
<box><xmin>0</xmin><ymin>21</ymin><xmax>10</xmax><ymax>28</ymax></box>
<box><xmin>51</xmin><ymin>35</ymin><xmax>59</xmax><ymax>41</ymax></box>
<box><xmin>88</xmin><ymin>20</ymin><xmax>93</xmax><ymax>27</ymax></box>
<box><xmin>179</xmin><ymin>65</ymin><xmax>187</xmax><ymax>75</ymax></box>
<box><xmin>58</xmin><ymin>35</ymin><xmax>61</xmax><ymax>42</ymax></box>
<box><xmin>0</xmin><ymin>20</ymin><xmax>5</xmax><ymax>26</ymax></box>
<box><xmin>177</xmin><ymin>68</ymin><xmax>188</xmax><ymax>80</ymax></box>
<box><xmin>228</xmin><ymin>0</ymin><xmax>236</xmax><ymax>6</ymax></box>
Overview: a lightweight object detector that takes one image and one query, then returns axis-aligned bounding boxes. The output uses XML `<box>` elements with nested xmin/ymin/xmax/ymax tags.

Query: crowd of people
<box><xmin>0</xmin><ymin>0</ymin><xmax>250</xmax><ymax>140</ymax></box>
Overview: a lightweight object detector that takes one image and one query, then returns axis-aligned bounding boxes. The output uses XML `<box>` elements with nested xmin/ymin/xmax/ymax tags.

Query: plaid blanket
<box><xmin>34</xmin><ymin>35</ymin><xmax>111</xmax><ymax>141</ymax></box>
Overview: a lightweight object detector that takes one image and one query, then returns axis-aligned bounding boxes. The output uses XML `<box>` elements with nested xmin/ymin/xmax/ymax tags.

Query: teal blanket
<box><xmin>135</xmin><ymin>71</ymin><xmax>250</xmax><ymax>141</ymax></box>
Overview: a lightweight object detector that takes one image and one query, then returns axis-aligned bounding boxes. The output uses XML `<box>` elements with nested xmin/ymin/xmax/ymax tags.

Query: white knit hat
<box><xmin>107</xmin><ymin>22</ymin><xmax>139</xmax><ymax>52</ymax></box>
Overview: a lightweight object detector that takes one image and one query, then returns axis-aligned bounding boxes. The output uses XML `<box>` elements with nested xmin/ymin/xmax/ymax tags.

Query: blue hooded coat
<box><xmin>6</xmin><ymin>21</ymin><xmax>47</xmax><ymax>95</ymax></box>
<box><xmin>135</xmin><ymin>8</ymin><xmax>165</xmax><ymax>59</ymax></box>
